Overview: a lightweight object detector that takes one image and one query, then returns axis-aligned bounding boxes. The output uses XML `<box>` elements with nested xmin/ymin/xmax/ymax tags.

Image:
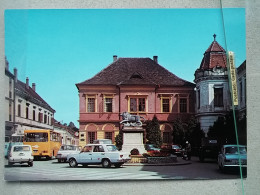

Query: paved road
<box><xmin>4</xmin><ymin>157</ymin><xmax>245</xmax><ymax>181</ymax></box>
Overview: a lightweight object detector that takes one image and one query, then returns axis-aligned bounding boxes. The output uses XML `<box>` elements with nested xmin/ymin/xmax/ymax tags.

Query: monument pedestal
<box><xmin>121</xmin><ymin>126</ymin><xmax>146</xmax><ymax>155</ymax></box>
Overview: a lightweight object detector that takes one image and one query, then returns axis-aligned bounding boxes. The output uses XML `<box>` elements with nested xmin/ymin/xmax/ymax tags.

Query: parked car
<box><xmin>145</xmin><ymin>144</ymin><xmax>161</xmax><ymax>153</ymax></box>
<box><xmin>93</xmin><ymin>139</ymin><xmax>112</xmax><ymax>144</ymax></box>
<box><xmin>171</xmin><ymin>145</ymin><xmax>183</xmax><ymax>156</ymax></box>
<box><xmin>198</xmin><ymin>138</ymin><xmax>220</xmax><ymax>162</ymax></box>
<box><xmin>67</xmin><ymin>144</ymin><xmax>131</xmax><ymax>168</ymax></box>
<box><xmin>218</xmin><ymin>145</ymin><xmax>247</xmax><ymax>171</ymax></box>
<box><xmin>8</xmin><ymin>145</ymin><xmax>33</xmax><ymax>167</ymax></box>
<box><xmin>56</xmin><ymin>145</ymin><xmax>82</xmax><ymax>163</ymax></box>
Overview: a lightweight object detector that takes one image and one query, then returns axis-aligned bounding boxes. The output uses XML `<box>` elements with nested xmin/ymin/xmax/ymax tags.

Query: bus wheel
<box><xmin>69</xmin><ymin>158</ymin><xmax>78</xmax><ymax>168</ymax></box>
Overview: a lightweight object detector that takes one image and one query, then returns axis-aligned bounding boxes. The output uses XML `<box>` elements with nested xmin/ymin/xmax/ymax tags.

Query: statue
<box><xmin>120</xmin><ymin>112</ymin><xmax>145</xmax><ymax>127</ymax></box>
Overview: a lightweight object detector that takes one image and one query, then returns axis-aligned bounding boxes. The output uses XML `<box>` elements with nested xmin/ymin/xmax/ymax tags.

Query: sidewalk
<box><xmin>124</xmin><ymin>157</ymin><xmax>192</xmax><ymax>166</ymax></box>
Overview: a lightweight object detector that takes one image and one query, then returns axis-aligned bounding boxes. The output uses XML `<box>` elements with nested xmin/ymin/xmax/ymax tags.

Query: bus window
<box><xmin>24</xmin><ymin>133</ymin><xmax>48</xmax><ymax>142</ymax></box>
<box><xmin>11</xmin><ymin>136</ymin><xmax>23</xmax><ymax>142</ymax></box>
<box><xmin>5</xmin><ymin>136</ymin><xmax>10</xmax><ymax>142</ymax></box>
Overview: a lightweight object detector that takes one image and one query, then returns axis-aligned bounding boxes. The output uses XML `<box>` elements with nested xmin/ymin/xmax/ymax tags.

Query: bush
<box><xmin>143</xmin><ymin>151</ymin><xmax>170</xmax><ymax>157</ymax></box>
<box><xmin>130</xmin><ymin>148</ymin><xmax>140</xmax><ymax>155</ymax></box>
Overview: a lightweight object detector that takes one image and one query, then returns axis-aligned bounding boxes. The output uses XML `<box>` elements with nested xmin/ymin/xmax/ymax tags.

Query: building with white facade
<box><xmin>54</xmin><ymin>120</ymin><xmax>79</xmax><ymax>145</ymax></box>
<box><xmin>13</xmin><ymin>69</ymin><xmax>55</xmax><ymax>136</ymax></box>
<box><xmin>4</xmin><ymin>57</ymin><xmax>15</xmax><ymax>138</ymax></box>
<box><xmin>237</xmin><ymin>60</ymin><xmax>246</xmax><ymax>119</ymax></box>
<box><xmin>194</xmin><ymin>35</ymin><xmax>231</xmax><ymax>135</ymax></box>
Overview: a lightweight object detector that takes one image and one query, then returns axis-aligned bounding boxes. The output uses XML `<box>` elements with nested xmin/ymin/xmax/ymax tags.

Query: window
<box><xmin>88</xmin><ymin>132</ymin><xmax>96</xmax><ymax>144</ymax></box>
<box><xmin>105</xmin><ymin>98</ymin><xmax>113</xmax><ymax>112</ymax></box>
<box><xmin>87</xmin><ymin>98</ymin><xmax>95</xmax><ymax>112</ymax></box>
<box><xmin>18</xmin><ymin>104</ymin><xmax>21</xmax><ymax>117</ymax></box>
<box><xmin>38</xmin><ymin>113</ymin><xmax>42</xmax><ymax>122</ymax></box>
<box><xmin>44</xmin><ymin>114</ymin><xmax>47</xmax><ymax>124</ymax></box>
<box><xmin>179</xmin><ymin>98</ymin><xmax>187</xmax><ymax>113</ymax></box>
<box><xmin>214</xmin><ymin>88</ymin><xmax>223</xmax><ymax>107</ymax></box>
<box><xmin>26</xmin><ymin>107</ymin><xmax>29</xmax><ymax>119</ymax></box>
<box><xmin>33</xmin><ymin>110</ymin><xmax>36</xmax><ymax>121</ymax></box>
<box><xmin>197</xmin><ymin>89</ymin><xmax>200</xmax><ymax>109</ymax></box>
<box><xmin>9</xmin><ymin>103</ymin><xmax>12</xmax><ymax>121</ymax></box>
<box><xmin>240</xmin><ymin>81</ymin><xmax>243</xmax><ymax>104</ymax></box>
<box><xmin>129</xmin><ymin>97</ymin><xmax>146</xmax><ymax>112</ymax></box>
<box><xmin>105</xmin><ymin>132</ymin><xmax>113</xmax><ymax>141</ymax></box>
<box><xmin>163</xmin><ymin>132</ymin><xmax>171</xmax><ymax>143</ymax></box>
<box><xmin>162</xmin><ymin>98</ymin><xmax>170</xmax><ymax>112</ymax></box>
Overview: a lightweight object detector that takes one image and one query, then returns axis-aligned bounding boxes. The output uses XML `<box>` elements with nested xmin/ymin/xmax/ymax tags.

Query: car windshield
<box><xmin>173</xmin><ymin>145</ymin><xmax>180</xmax><ymax>149</ymax></box>
<box><xmin>106</xmin><ymin>145</ymin><xmax>118</xmax><ymax>152</ymax></box>
<box><xmin>13</xmin><ymin>146</ymin><xmax>30</xmax><ymax>152</ymax></box>
<box><xmin>225</xmin><ymin>146</ymin><xmax>246</xmax><ymax>154</ymax></box>
<box><xmin>60</xmin><ymin>145</ymin><xmax>77</xmax><ymax>150</ymax></box>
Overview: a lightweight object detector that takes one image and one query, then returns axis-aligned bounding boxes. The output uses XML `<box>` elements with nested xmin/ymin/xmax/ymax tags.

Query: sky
<box><xmin>5</xmin><ymin>8</ymin><xmax>246</xmax><ymax>128</ymax></box>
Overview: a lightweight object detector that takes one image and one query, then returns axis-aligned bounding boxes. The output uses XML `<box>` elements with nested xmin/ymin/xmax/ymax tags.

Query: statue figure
<box><xmin>120</xmin><ymin>112</ymin><xmax>145</xmax><ymax>127</ymax></box>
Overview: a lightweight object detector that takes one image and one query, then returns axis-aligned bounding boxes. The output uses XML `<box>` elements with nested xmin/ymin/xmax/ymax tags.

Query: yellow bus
<box><xmin>23</xmin><ymin>129</ymin><xmax>62</xmax><ymax>160</ymax></box>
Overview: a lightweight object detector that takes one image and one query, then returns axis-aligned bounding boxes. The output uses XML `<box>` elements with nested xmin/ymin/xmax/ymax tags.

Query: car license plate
<box><xmin>19</xmin><ymin>153</ymin><xmax>25</xmax><ymax>156</ymax></box>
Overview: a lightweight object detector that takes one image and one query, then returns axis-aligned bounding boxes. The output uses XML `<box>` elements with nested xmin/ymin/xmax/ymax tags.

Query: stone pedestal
<box><xmin>121</xmin><ymin>126</ymin><xmax>146</xmax><ymax>155</ymax></box>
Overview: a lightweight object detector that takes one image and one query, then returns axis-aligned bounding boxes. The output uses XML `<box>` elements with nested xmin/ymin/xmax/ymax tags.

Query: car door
<box><xmin>91</xmin><ymin>145</ymin><xmax>105</xmax><ymax>163</ymax></box>
<box><xmin>78</xmin><ymin>145</ymin><xmax>93</xmax><ymax>163</ymax></box>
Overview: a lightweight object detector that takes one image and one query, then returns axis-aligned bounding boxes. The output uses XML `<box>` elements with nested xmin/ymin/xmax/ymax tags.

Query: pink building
<box><xmin>76</xmin><ymin>56</ymin><xmax>195</xmax><ymax>147</ymax></box>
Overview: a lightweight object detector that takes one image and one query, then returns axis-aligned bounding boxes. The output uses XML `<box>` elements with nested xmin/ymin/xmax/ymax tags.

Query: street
<box><xmin>4</xmin><ymin>157</ymin><xmax>245</xmax><ymax>181</ymax></box>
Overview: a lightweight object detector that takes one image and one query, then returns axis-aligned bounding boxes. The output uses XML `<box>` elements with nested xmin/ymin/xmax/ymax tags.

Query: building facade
<box><xmin>13</xmin><ymin>69</ymin><xmax>55</xmax><ymax>136</ymax></box>
<box><xmin>54</xmin><ymin>120</ymin><xmax>79</xmax><ymax>145</ymax></box>
<box><xmin>237</xmin><ymin>60</ymin><xmax>246</xmax><ymax>119</ymax></box>
<box><xmin>76</xmin><ymin>56</ymin><xmax>195</xmax><ymax>147</ymax></box>
<box><xmin>194</xmin><ymin>35</ymin><xmax>231</xmax><ymax>135</ymax></box>
<box><xmin>4</xmin><ymin>57</ymin><xmax>15</xmax><ymax>138</ymax></box>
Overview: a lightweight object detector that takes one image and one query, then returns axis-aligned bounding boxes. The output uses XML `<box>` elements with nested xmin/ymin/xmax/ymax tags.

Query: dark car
<box><xmin>198</xmin><ymin>138</ymin><xmax>220</xmax><ymax>162</ymax></box>
<box><xmin>171</xmin><ymin>145</ymin><xmax>183</xmax><ymax>156</ymax></box>
<box><xmin>145</xmin><ymin>144</ymin><xmax>161</xmax><ymax>153</ymax></box>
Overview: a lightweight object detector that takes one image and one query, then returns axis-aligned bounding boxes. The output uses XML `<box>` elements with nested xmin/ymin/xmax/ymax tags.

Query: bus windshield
<box><xmin>24</xmin><ymin>133</ymin><xmax>48</xmax><ymax>142</ymax></box>
<box><xmin>11</xmin><ymin>136</ymin><xmax>23</xmax><ymax>142</ymax></box>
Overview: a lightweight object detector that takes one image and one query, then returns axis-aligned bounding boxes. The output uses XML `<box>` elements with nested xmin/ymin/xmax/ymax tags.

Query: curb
<box><xmin>124</xmin><ymin>161</ymin><xmax>192</xmax><ymax>166</ymax></box>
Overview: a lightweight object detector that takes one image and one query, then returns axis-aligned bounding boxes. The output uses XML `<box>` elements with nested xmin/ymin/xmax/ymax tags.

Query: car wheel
<box><xmin>8</xmin><ymin>161</ymin><xmax>13</xmax><ymax>166</ymax></box>
<box><xmin>102</xmin><ymin>159</ymin><xmax>111</xmax><ymax>168</ymax></box>
<box><xmin>58</xmin><ymin>159</ymin><xmax>61</xmax><ymax>163</ymax></box>
<box><xmin>28</xmin><ymin>161</ymin><xmax>33</xmax><ymax>167</ymax></box>
<box><xmin>114</xmin><ymin>163</ymin><xmax>123</xmax><ymax>168</ymax></box>
<box><xmin>69</xmin><ymin>158</ymin><xmax>78</xmax><ymax>168</ymax></box>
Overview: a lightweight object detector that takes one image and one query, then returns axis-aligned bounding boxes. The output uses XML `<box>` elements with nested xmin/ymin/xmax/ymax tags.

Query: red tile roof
<box><xmin>77</xmin><ymin>58</ymin><xmax>195</xmax><ymax>87</ymax></box>
<box><xmin>199</xmin><ymin>40</ymin><xmax>227</xmax><ymax>70</ymax></box>
<box><xmin>16</xmin><ymin>80</ymin><xmax>55</xmax><ymax>113</ymax></box>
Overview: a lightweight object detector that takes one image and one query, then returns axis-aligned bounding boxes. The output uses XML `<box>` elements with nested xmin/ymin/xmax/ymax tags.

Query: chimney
<box><xmin>14</xmin><ymin>68</ymin><xmax>18</xmax><ymax>83</ymax></box>
<box><xmin>153</xmin><ymin>56</ymin><xmax>158</xmax><ymax>63</ymax></box>
<box><xmin>113</xmin><ymin>55</ymin><xmax>117</xmax><ymax>62</ymax></box>
<box><xmin>32</xmin><ymin>83</ymin><xmax>36</xmax><ymax>91</ymax></box>
<box><xmin>26</xmin><ymin>77</ymin><xmax>29</xmax><ymax>89</ymax></box>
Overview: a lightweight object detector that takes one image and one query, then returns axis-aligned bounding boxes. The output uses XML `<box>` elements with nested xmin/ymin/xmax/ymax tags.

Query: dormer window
<box><xmin>130</xmin><ymin>72</ymin><xmax>143</xmax><ymax>79</ymax></box>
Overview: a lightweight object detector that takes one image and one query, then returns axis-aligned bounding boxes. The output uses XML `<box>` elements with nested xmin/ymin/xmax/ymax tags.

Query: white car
<box><xmin>8</xmin><ymin>145</ymin><xmax>34</xmax><ymax>167</ymax></box>
<box><xmin>67</xmin><ymin>144</ymin><xmax>131</xmax><ymax>168</ymax></box>
<box><xmin>218</xmin><ymin>145</ymin><xmax>247</xmax><ymax>171</ymax></box>
<box><xmin>56</xmin><ymin>145</ymin><xmax>81</xmax><ymax>162</ymax></box>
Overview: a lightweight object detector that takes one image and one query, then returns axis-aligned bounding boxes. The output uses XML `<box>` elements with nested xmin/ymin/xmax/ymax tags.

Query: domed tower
<box><xmin>194</xmin><ymin>34</ymin><xmax>231</xmax><ymax>135</ymax></box>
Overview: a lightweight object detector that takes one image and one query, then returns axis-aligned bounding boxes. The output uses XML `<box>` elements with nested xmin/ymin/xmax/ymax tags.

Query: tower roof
<box><xmin>199</xmin><ymin>34</ymin><xmax>227</xmax><ymax>70</ymax></box>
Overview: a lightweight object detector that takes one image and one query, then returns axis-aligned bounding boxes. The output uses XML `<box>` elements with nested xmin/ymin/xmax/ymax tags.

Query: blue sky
<box><xmin>5</xmin><ymin>9</ymin><xmax>245</xmax><ymax>127</ymax></box>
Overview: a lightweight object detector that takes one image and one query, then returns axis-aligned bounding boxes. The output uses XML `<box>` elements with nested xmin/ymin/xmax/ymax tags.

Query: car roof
<box><xmin>223</xmin><ymin>145</ymin><xmax>246</xmax><ymax>147</ymax></box>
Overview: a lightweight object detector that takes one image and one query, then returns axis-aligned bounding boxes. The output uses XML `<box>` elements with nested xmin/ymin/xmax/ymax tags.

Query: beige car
<box><xmin>8</xmin><ymin>145</ymin><xmax>34</xmax><ymax>167</ymax></box>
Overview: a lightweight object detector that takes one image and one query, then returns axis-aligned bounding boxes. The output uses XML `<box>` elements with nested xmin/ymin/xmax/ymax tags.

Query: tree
<box><xmin>187</xmin><ymin>117</ymin><xmax>205</xmax><ymax>149</ymax></box>
<box><xmin>146</xmin><ymin>116</ymin><xmax>162</xmax><ymax>148</ymax></box>
<box><xmin>115</xmin><ymin>131</ymin><xmax>123</xmax><ymax>150</ymax></box>
<box><xmin>207</xmin><ymin>111</ymin><xmax>237</xmax><ymax>145</ymax></box>
<box><xmin>172</xmin><ymin>118</ymin><xmax>186</xmax><ymax>146</ymax></box>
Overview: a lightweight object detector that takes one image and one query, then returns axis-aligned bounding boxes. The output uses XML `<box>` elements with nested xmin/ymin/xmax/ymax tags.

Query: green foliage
<box><xmin>207</xmin><ymin>111</ymin><xmax>246</xmax><ymax>145</ymax></box>
<box><xmin>115</xmin><ymin>131</ymin><xmax>123</xmax><ymax>150</ymax></box>
<box><xmin>172</xmin><ymin>117</ymin><xmax>204</xmax><ymax>147</ymax></box>
<box><xmin>146</xmin><ymin>116</ymin><xmax>162</xmax><ymax>148</ymax></box>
